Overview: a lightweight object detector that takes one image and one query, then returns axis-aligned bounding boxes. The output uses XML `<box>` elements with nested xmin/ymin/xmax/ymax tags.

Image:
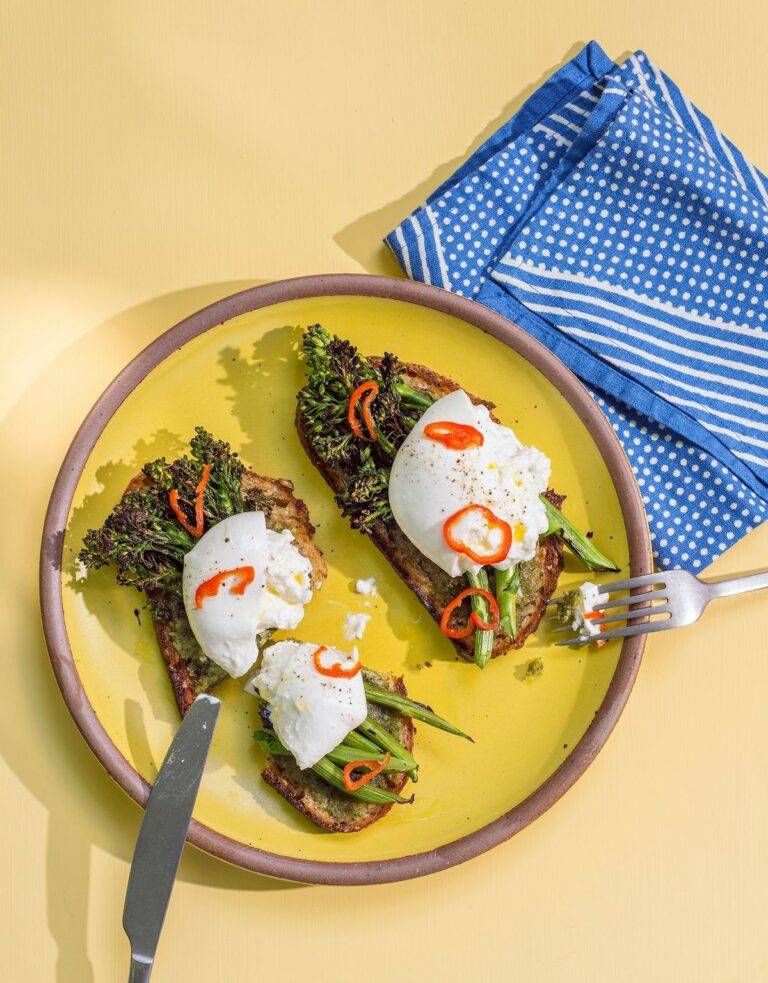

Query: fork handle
<box><xmin>706</xmin><ymin>570</ymin><xmax>768</xmax><ymax>599</ymax></box>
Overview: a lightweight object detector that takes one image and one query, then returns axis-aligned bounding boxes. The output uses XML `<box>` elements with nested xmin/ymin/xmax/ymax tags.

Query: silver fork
<box><xmin>554</xmin><ymin>569</ymin><xmax>768</xmax><ymax>647</ymax></box>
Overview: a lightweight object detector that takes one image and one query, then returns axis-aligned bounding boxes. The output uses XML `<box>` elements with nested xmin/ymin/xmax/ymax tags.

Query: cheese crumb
<box><xmin>354</xmin><ymin>577</ymin><xmax>378</xmax><ymax>596</ymax></box>
<box><xmin>343</xmin><ymin>612</ymin><xmax>371</xmax><ymax>640</ymax></box>
<box><xmin>574</xmin><ymin>581</ymin><xmax>604</xmax><ymax>638</ymax></box>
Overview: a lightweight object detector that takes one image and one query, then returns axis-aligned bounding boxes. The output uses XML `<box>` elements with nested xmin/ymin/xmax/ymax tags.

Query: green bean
<box><xmin>363</xmin><ymin>682</ymin><xmax>473</xmax><ymax>742</ymax></box>
<box><xmin>495</xmin><ymin>564</ymin><xmax>521</xmax><ymax>637</ymax></box>
<box><xmin>311</xmin><ymin>757</ymin><xmax>413</xmax><ymax>805</ymax></box>
<box><xmin>466</xmin><ymin>568</ymin><xmax>494</xmax><ymax>669</ymax></box>
<box><xmin>252</xmin><ymin>730</ymin><xmax>412</xmax><ymax>805</ymax></box>
<box><xmin>253</xmin><ymin>728</ymin><xmax>410</xmax><ymax>774</ymax></box>
<box><xmin>356</xmin><ymin>716</ymin><xmax>419</xmax><ymax>781</ymax></box>
<box><xmin>342</xmin><ymin>728</ymin><xmax>383</xmax><ymax>756</ymax></box>
<box><xmin>326</xmin><ymin>744</ymin><xmax>412</xmax><ymax>773</ymax></box>
<box><xmin>540</xmin><ymin>496</ymin><xmax>619</xmax><ymax>572</ymax></box>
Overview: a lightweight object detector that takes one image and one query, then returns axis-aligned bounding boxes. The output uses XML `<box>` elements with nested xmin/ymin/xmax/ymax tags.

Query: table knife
<box><xmin>123</xmin><ymin>693</ymin><xmax>221</xmax><ymax>982</ymax></box>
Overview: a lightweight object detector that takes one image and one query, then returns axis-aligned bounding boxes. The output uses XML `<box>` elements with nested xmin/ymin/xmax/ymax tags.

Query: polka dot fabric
<box><xmin>386</xmin><ymin>42</ymin><xmax>768</xmax><ymax>571</ymax></box>
<box><xmin>587</xmin><ymin>391</ymin><xmax>766</xmax><ymax>571</ymax></box>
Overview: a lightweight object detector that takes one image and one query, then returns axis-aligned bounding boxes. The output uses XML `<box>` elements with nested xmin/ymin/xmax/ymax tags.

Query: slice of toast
<box><xmin>261</xmin><ymin>669</ymin><xmax>415</xmax><ymax>832</ymax></box>
<box><xmin>130</xmin><ymin>470</ymin><xmax>327</xmax><ymax>715</ymax></box>
<box><xmin>296</xmin><ymin>359</ymin><xmax>563</xmax><ymax>661</ymax></box>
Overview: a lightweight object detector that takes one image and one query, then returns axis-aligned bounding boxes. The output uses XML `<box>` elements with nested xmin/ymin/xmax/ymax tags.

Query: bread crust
<box><xmin>296</xmin><ymin>358</ymin><xmax>564</xmax><ymax>661</ymax></box>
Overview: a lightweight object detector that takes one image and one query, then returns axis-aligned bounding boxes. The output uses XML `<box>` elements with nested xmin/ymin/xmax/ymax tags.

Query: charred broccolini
<box><xmin>79</xmin><ymin>428</ymin><xmax>249</xmax><ymax>610</ymax></box>
<box><xmin>298</xmin><ymin>324</ymin><xmax>428</xmax><ymax>532</ymax></box>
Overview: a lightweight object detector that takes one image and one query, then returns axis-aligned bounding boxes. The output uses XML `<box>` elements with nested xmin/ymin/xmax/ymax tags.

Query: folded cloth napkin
<box><xmin>386</xmin><ymin>41</ymin><xmax>768</xmax><ymax>571</ymax></box>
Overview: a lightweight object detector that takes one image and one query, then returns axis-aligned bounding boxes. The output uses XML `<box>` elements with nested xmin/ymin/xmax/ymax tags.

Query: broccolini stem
<box><xmin>395</xmin><ymin>382</ymin><xmax>435</xmax><ymax>411</ymax></box>
<box><xmin>375</xmin><ymin>428</ymin><xmax>397</xmax><ymax>459</ymax></box>
<box><xmin>466</xmin><ymin>568</ymin><xmax>495</xmax><ymax>669</ymax></box>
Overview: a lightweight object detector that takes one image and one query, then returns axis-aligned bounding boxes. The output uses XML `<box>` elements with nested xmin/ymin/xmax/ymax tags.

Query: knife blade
<box><xmin>123</xmin><ymin>693</ymin><xmax>221</xmax><ymax>983</ymax></box>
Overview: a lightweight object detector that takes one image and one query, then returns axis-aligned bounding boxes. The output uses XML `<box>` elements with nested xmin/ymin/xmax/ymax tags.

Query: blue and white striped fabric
<box><xmin>386</xmin><ymin>41</ymin><xmax>768</xmax><ymax>571</ymax></box>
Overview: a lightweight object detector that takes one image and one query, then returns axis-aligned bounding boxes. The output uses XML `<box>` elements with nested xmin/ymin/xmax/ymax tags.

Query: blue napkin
<box><xmin>386</xmin><ymin>41</ymin><xmax>768</xmax><ymax>571</ymax></box>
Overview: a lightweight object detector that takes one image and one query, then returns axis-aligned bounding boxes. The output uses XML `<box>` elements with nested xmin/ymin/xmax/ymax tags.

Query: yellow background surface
<box><xmin>3</xmin><ymin>2</ymin><xmax>768</xmax><ymax>980</ymax></box>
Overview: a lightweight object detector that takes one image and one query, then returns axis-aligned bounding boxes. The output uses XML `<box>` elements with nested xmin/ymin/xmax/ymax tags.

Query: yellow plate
<box><xmin>41</xmin><ymin>275</ymin><xmax>651</xmax><ymax>884</ymax></box>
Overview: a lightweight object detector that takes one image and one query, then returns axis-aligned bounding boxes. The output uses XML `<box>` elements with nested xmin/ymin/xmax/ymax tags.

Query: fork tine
<box><xmin>590</xmin><ymin>604</ymin><xmax>672</xmax><ymax>627</ymax></box>
<box><xmin>556</xmin><ymin>619</ymin><xmax>673</xmax><ymax>647</ymax></box>
<box><xmin>596</xmin><ymin>572</ymin><xmax>666</xmax><ymax>593</ymax></box>
<box><xmin>594</xmin><ymin>588</ymin><xmax>668</xmax><ymax>611</ymax></box>
<box><xmin>549</xmin><ymin>575</ymin><xmax>666</xmax><ymax>611</ymax></box>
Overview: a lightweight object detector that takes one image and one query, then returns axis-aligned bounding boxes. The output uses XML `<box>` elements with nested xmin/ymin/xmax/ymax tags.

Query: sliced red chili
<box><xmin>312</xmin><ymin>644</ymin><xmax>362</xmax><ymax>679</ymax></box>
<box><xmin>342</xmin><ymin>752</ymin><xmax>391</xmax><ymax>792</ymax></box>
<box><xmin>443</xmin><ymin>504</ymin><xmax>512</xmax><ymax>566</ymax></box>
<box><xmin>423</xmin><ymin>420</ymin><xmax>484</xmax><ymax>450</ymax></box>
<box><xmin>440</xmin><ymin>587</ymin><xmax>501</xmax><ymax>639</ymax></box>
<box><xmin>347</xmin><ymin>381</ymin><xmax>379</xmax><ymax>441</ymax></box>
<box><xmin>194</xmin><ymin>565</ymin><xmax>255</xmax><ymax>609</ymax></box>
<box><xmin>169</xmin><ymin>463</ymin><xmax>211</xmax><ymax>539</ymax></box>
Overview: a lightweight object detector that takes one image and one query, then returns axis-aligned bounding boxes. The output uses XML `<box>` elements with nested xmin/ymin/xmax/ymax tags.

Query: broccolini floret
<box><xmin>297</xmin><ymin>325</ymin><xmax>425</xmax><ymax>531</ymax></box>
<box><xmin>79</xmin><ymin>427</ymin><xmax>247</xmax><ymax>607</ymax></box>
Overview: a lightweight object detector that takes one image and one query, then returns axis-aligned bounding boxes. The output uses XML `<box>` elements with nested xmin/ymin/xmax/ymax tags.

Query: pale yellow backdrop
<box><xmin>3</xmin><ymin>2</ymin><xmax>768</xmax><ymax>980</ymax></box>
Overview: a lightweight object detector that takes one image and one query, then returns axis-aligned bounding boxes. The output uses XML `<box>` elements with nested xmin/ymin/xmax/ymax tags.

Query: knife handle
<box><xmin>129</xmin><ymin>953</ymin><xmax>153</xmax><ymax>982</ymax></box>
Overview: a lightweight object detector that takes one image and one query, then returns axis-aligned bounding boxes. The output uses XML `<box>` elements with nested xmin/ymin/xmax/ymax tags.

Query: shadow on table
<box><xmin>333</xmin><ymin>41</ymin><xmax>593</xmax><ymax>274</ymax></box>
<box><xmin>1</xmin><ymin>282</ymin><xmax>308</xmax><ymax>983</ymax></box>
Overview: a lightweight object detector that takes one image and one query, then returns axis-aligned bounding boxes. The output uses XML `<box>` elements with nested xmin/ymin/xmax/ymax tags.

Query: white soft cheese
<box><xmin>182</xmin><ymin>513</ymin><xmax>313</xmax><ymax>678</ymax></box>
<box><xmin>388</xmin><ymin>389</ymin><xmax>551</xmax><ymax>578</ymax></box>
<box><xmin>572</xmin><ymin>581</ymin><xmax>604</xmax><ymax>638</ymax></box>
<box><xmin>246</xmin><ymin>640</ymin><xmax>366</xmax><ymax>770</ymax></box>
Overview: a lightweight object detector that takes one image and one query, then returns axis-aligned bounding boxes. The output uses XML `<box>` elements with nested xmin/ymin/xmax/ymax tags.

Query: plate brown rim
<box><xmin>40</xmin><ymin>273</ymin><xmax>652</xmax><ymax>886</ymax></box>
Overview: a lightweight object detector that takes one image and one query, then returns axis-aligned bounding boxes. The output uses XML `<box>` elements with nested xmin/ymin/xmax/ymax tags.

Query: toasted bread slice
<box><xmin>296</xmin><ymin>359</ymin><xmax>563</xmax><ymax>661</ymax></box>
<box><xmin>261</xmin><ymin>669</ymin><xmax>415</xmax><ymax>832</ymax></box>
<box><xmin>128</xmin><ymin>470</ymin><xmax>327</xmax><ymax>716</ymax></box>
